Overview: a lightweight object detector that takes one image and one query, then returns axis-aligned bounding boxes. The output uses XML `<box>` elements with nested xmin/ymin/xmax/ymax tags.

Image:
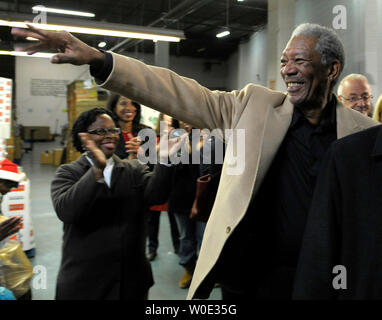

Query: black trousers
<box><xmin>147</xmin><ymin>210</ymin><xmax>180</xmax><ymax>253</ymax></box>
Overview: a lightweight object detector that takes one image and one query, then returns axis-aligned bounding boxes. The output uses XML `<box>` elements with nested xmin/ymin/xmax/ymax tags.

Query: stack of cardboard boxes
<box><xmin>5</xmin><ymin>136</ymin><xmax>22</xmax><ymax>162</ymax></box>
<box><xmin>40</xmin><ymin>79</ymin><xmax>107</xmax><ymax>166</ymax></box>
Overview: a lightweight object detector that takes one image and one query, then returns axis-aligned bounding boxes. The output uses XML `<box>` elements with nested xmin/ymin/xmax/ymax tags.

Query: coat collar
<box><xmin>335</xmin><ymin>100</ymin><xmax>363</xmax><ymax>139</ymax></box>
<box><xmin>276</xmin><ymin>95</ymin><xmax>363</xmax><ymax>139</ymax></box>
<box><xmin>75</xmin><ymin>153</ymin><xmax>125</xmax><ymax>187</ymax></box>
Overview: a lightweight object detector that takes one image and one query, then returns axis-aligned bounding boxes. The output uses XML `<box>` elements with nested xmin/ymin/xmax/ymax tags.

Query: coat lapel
<box><xmin>336</xmin><ymin>101</ymin><xmax>362</xmax><ymax>139</ymax></box>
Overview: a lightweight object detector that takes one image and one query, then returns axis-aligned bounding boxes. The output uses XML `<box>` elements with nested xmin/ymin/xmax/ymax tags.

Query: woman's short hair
<box><xmin>106</xmin><ymin>93</ymin><xmax>142</xmax><ymax>128</ymax></box>
<box><xmin>71</xmin><ymin>107</ymin><xmax>115</xmax><ymax>153</ymax></box>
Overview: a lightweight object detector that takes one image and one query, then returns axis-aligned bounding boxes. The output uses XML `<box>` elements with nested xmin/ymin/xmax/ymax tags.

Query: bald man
<box><xmin>338</xmin><ymin>74</ymin><xmax>373</xmax><ymax>116</ymax></box>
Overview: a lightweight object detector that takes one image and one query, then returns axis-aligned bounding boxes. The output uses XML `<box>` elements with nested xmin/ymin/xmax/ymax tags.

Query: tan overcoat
<box><xmin>99</xmin><ymin>53</ymin><xmax>379</xmax><ymax>299</ymax></box>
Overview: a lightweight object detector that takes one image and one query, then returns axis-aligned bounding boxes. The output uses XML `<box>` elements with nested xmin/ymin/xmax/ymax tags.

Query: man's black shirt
<box><xmin>251</xmin><ymin>96</ymin><xmax>338</xmax><ymax>267</ymax></box>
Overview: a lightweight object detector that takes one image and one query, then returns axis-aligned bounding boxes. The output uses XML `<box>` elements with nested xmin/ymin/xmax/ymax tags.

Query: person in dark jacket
<box><xmin>146</xmin><ymin>113</ymin><xmax>180</xmax><ymax>261</ymax></box>
<box><xmin>168</xmin><ymin>123</ymin><xmax>205</xmax><ymax>289</ymax></box>
<box><xmin>293</xmin><ymin>124</ymin><xmax>382</xmax><ymax>299</ymax></box>
<box><xmin>107</xmin><ymin>93</ymin><xmax>149</xmax><ymax>159</ymax></box>
<box><xmin>51</xmin><ymin>107</ymin><xmax>185</xmax><ymax>300</ymax></box>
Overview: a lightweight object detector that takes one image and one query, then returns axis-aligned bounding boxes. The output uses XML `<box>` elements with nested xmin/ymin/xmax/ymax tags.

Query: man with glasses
<box><xmin>337</xmin><ymin>74</ymin><xmax>373</xmax><ymax>117</ymax></box>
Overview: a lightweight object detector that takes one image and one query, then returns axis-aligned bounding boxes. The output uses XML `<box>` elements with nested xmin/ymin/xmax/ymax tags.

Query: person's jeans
<box><xmin>172</xmin><ymin>211</ymin><xmax>206</xmax><ymax>266</ymax></box>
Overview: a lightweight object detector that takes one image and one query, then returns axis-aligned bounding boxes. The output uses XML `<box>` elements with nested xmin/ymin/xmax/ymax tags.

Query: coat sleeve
<box><xmin>97</xmin><ymin>53</ymin><xmax>275</xmax><ymax>137</ymax></box>
<box><xmin>141</xmin><ymin>163</ymin><xmax>174</xmax><ymax>206</ymax></box>
<box><xmin>293</xmin><ymin>144</ymin><xmax>342</xmax><ymax>300</ymax></box>
<box><xmin>51</xmin><ymin>164</ymin><xmax>107</xmax><ymax>224</ymax></box>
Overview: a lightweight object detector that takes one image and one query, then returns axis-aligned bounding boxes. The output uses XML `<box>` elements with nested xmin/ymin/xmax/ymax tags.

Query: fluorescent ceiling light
<box><xmin>98</xmin><ymin>41</ymin><xmax>107</xmax><ymax>48</ymax></box>
<box><xmin>2</xmin><ymin>20</ymin><xmax>183</xmax><ymax>42</ymax></box>
<box><xmin>216</xmin><ymin>30</ymin><xmax>230</xmax><ymax>38</ymax></box>
<box><xmin>32</xmin><ymin>6</ymin><xmax>95</xmax><ymax>18</ymax></box>
<box><xmin>0</xmin><ymin>50</ymin><xmax>54</xmax><ymax>58</ymax></box>
<box><xmin>26</xmin><ymin>37</ymin><xmax>39</xmax><ymax>41</ymax></box>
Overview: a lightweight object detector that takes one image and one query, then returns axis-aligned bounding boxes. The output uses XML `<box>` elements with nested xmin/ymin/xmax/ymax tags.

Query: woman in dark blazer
<box><xmin>51</xmin><ymin>107</ymin><xmax>184</xmax><ymax>300</ymax></box>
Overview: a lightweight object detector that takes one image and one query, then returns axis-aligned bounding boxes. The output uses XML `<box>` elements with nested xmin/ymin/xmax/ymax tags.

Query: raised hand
<box><xmin>125</xmin><ymin>136</ymin><xmax>142</xmax><ymax>159</ymax></box>
<box><xmin>158</xmin><ymin>130</ymin><xmax>189</xmax><ymax>160</ymax></box>
<box><xmin>0</xmin><ymin>216</ymin><xmax>23</xmax><ymax>242</ymax></box>
<box><xmin>11</xmin><ymin>23</ymin><xmax>104</xmax><ymax>66</ymax></box>
<box><xmin>78</xmin><ymin>133</ymin><xmax>106</xmax><ymax>169</ymax></box>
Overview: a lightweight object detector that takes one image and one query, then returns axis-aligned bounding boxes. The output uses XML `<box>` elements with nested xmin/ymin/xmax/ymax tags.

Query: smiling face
<box><xmin>87</xmin><ymin>114</ymin><xmax>119</xmax><ymax>158</ymax></box>
<box><xmin>280</xmin><ymin>35</ymin><xmax>335</xmax><ymax>110</ymax></box>
<box><xmin>339</xmin><ymin>78</ymin><xmax>372</xmax><ymax>116</ymax></box>
<box><xmin>115</xmin><ymin>96</ymin><xmax>137</xmax><ymax>123</ymax></box>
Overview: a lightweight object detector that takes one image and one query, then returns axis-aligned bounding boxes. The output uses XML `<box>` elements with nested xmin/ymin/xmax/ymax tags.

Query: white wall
<box><xmin>15</xmin><ymin>56</ymin><xmax>90</xmax><ymax>134</ymax></box>
<box><xmin>363</xmin><ymin>0</ymin><xmax>382</xmax><ymax>101</ymax></box>
<box><xmin>122</xmin><ymin>51</ymin><xmax>228</xmax><ymax>90</ymax></box>
<box><xmin>226</xmin><ymin>27</ymin><xmax>268</xmax><ymax>91</ymax></box>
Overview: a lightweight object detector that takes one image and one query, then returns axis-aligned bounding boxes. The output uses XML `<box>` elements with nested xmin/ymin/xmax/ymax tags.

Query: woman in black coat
<box><xmin>51</xmin><ymin>107</ymin><xmax>185</xmax><ymax>300</ymax></box>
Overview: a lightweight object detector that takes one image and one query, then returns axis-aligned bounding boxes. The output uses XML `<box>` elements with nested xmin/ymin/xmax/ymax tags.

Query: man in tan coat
<box><xmin>12</xmin><ymin>23</ymin><xmax>379</xmax><ymax>300</ymax></box>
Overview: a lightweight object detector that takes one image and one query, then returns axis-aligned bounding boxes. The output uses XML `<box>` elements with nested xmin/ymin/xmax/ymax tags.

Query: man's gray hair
<box><xmin>291</xmin><ymin>23</ymin><xmax>345</xmax><ymax>77</ymax></box>
<box><xmin>337</xmin><ymin>74</ymin><xmax>370</xmax><ymax>96</ymax></box>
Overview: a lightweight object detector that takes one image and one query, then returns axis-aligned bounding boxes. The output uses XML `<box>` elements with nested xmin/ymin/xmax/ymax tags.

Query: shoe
<box><xmin>146</xmin><ymin>252</ymin><xmax>157</xmax><ymax>261</ymax></box>
<box><xmin>179</xmin><ymin>269</ymin><xmax>193</xmax><ymax>289</ymax></box>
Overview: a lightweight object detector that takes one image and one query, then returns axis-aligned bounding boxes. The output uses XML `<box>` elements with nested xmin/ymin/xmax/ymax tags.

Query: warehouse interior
<box><xmin>0</xmin><ymin>0</ymin><xmax>381</xmax><ymax>300</ymax></box>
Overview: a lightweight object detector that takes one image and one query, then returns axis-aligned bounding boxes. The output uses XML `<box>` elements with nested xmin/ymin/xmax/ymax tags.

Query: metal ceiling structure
<box><xmin>0</xmin><ymin>0</ymin><xmax>268</xmax><ymax>60</ymax></box>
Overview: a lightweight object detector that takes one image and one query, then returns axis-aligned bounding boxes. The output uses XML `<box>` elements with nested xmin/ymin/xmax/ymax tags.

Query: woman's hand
<box><xmin>0</xmin><ymin>216</ymin><xmax>23</xmax><ymax>242</ymax></box>
<box><xmin>11</xmin><ymin>24</ymin><xmax>104</xmax><ymax>66</ymax></box>
<box><xmin>79</xmin><ymin>133</ymin><xmax>106</xmax><ymax>179</ymax></box>
<box><xmin>125</xmin><ymin>136</ymin><xmax>141</xmax><ymax>159</ymax></box>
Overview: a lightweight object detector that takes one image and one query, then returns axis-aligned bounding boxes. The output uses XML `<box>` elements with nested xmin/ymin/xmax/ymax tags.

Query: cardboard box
<box><xmin>67</xmin><ymin>100</ymin><xmax>108</xmax><ymax>124</ymax></box>
<box><xmin>40</xmin><ymin>151</ymin><xmax>53</xmax><ymax>164</ymax></box>
<box><xmin>68</xmin><ymin>79</ymin><xmax>96</xmax><ymax>90</ymax></box>
<box><xmin>6</xmin><ymin>145</ymin><xmax>14</xmax><ymax>161</ymax></box>
<box><xmin>13</xmin><ymin>137</ymin><xmax>22</xmax><ymax>159</ymax></box>
<box><xmin>66</xmin><ymin>150</ymin><xmax>81</xmax><ymax>163</ymax></box>
<box><xmin>53</xmin><ymin>148</ymin><xmax>64</xmax><ymax>166</ymax></box>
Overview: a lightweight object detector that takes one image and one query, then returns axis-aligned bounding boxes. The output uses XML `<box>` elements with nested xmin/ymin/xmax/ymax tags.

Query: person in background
<box><xmin>146</xmin><ymin>113</ymin><xmax>180</xmax><ymax>261</ymax></box>
<box><xmin>50</xmin><ymin>107</ymin><xmax>185</xmax><ymax>300</ymax></box>
<box><xmin>107</xmin><ymin>93</ymin><xmax>149</xmax><ymax>159</ymax></box>
<box><xmin>0</xmin><ymin>158</ymin><xmax>31</xmax><ymax>300</ymax></box>
<box><xmin>337</xmin><ymin>74</ymin><xmax>373</xmax><ymax>117</ymax></box>
<box><xmin>372</xmin><ymin>94</ymin><xmax>382</xmax><ymax>123</ymax></box>
<box><xmin>168</xmin><ymin>122</ymin><xmax>204</xmax><ymax>289</ymax></box>
<box><xmin>0</xmin><ymin>159</ymin><xmax>24</xmax><ymax>243</ymax></box>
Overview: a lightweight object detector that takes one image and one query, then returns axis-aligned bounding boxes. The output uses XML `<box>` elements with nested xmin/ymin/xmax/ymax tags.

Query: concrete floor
<box><xmin>21</xmin><ymin>139</ymin><xmax>221</xmax><ymax>300</ymax></box>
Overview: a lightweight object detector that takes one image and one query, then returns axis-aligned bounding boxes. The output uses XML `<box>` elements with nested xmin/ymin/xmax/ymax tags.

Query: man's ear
<box><xmin>328</xmin><ymin>60</ymin><xmax>341</xmax><ymax>82</ymax></box>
